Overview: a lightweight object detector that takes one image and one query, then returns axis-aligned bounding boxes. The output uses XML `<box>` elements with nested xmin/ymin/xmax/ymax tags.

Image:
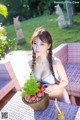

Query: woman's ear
<box><xmin>48</xmin><ymin>44</ymin><xmax>51</xmax><ymax>49</ymax></box>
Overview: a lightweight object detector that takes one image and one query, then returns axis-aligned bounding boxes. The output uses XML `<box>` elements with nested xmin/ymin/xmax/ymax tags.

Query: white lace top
<box><xmin>38</xmin><ymin>72</ymin><xmax>60</xmax><ymax>86</ymax></box>
<box><xmin>42</xmin><ymin>74</ymin><xmax>55</xmax><ymax>84</ymax></box>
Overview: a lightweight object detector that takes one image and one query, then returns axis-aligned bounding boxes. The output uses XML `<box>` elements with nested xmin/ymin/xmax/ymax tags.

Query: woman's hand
<box><xmin>44</xmin><ymin>84</ymin><xmax>59</xmax><ymax>94</ymax></box>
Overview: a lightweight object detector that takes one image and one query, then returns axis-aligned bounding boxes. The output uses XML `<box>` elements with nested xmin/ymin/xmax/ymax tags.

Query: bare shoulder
<box><xmin>28</xmin><ymin>60</ymin><xmax>32</xmax><ymax>68</ymax></box>
<box><xmin>52</xmin><ymin>56</ymin><xmax>65</xmax><ymax>71</ymax></box>
<box><xmin>52</xmin><ymin>56</ymin><xmax>61</xmax><ymax>65</ymax></box>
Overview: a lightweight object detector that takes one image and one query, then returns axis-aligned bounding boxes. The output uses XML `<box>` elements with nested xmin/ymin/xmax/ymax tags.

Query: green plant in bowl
<box><xmin>22</xmin><ymin>73</ymin><xmax>39</xmax><ymax>98</ymax></box>
<box><xmin>21</xmin><ymin>73</ymin><xmax>49</xmax><ymax>111</ymax></box>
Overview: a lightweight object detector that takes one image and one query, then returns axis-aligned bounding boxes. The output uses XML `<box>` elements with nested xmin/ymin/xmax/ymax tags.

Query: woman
<box><xmin>29</xmin><ymin>27</ymin><xmax>70</xmax><ymax>104</ymax></box>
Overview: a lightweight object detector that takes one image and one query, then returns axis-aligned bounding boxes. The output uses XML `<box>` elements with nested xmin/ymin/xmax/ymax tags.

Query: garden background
<box><xmin>0</xmin><ymin>0</ymin><xmax>80</xmax><ymax>56</ymax></box>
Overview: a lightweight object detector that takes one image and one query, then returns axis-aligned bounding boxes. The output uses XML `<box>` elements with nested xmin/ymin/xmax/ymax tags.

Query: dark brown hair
<box><xmin>31</xmin><ymin>27</ymin><xmax>59</xmax><ymax>83</ymax></box>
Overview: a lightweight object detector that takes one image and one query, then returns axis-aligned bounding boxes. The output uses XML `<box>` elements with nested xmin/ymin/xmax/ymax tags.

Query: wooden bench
<box><xmin>53</xmin><ymin>43</ymin><xmax>80</xmax><ymax>104</ymax></box>
<box><xmin>0</xmin><ymin>61</ymin><xmax>20</xmax><ymax>100</ymax></box>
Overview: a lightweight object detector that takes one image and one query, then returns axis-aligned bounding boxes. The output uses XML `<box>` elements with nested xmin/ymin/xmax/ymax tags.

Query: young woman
<box><xmin>29</xmin><ymin>27</ymin><xmax>70</xmax><ymax>104</ymax></box>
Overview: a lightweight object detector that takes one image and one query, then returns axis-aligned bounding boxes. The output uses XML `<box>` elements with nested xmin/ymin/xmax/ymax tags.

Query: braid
<box><xmin>47</xmin><ymin>47</ymin><xmax>59</xmax><ymax>84</ymax></box>
<box><xmin>31</xmin><ymin>27</ymin><xmax>59</xmax><ymax>83</ymax></box>
<box><xmin>32</xmin><ymin>49</ymin><xmax>36</xmax><ymax>71</ymax></box>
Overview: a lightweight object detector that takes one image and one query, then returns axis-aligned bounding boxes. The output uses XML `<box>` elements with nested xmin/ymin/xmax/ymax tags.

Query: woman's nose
<box><xmin>36</xmin><ymin>44</ymin><xmax>40</xmax><ymax>50</ymax></box>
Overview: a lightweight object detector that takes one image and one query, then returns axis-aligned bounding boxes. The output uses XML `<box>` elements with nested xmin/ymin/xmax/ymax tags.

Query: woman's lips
<box><xmin>36</xmin><ymin>51</ymin><xmax>40</xmax><ymax>53</ymax></box>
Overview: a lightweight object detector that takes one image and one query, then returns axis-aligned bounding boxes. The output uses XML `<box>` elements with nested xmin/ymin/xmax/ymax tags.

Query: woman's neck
<box><xmin>36</xmin><ymin>55</ymin><xmax>48</xmax><ymax>63</ymax></box>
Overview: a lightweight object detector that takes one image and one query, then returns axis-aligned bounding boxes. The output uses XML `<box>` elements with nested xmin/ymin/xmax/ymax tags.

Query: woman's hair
<box><xmin>31</xmin><ymin>27</ymin><xmax>59</xmax><ymax>83</ymax></box>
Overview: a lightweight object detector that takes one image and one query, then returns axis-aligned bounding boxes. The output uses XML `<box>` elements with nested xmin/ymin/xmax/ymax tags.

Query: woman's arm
<box><xmin>55</xmin><ymin>58</ymin><xmax>68</xmax><ymax>88</ymax></box>
<box><xmin>45</xmin><ymin>57</ymin><xmax>68</xmax><ymax>94</ymax></box>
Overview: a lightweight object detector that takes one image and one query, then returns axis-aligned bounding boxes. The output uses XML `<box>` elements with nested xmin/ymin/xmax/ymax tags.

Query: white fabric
<box><xmin>42</xmin><ymin>74</ymin><xmax>55</xmax><ymax>84</ymax></box>
<box><xmin>41</xmin><ymin>71</ymin><xmax>60</xmax><ymax>84</ymax></box>
<box><xmin>61</xmin><ymin>89</ymin><xmax>70</xmax><ymax>103</ymax></box>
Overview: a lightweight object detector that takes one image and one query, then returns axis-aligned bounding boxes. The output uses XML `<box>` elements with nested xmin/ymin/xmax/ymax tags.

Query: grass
<box><xmin>6</xmin><ymin>12</ymin><xmax>80</xmax><ymax>50</ymax></box>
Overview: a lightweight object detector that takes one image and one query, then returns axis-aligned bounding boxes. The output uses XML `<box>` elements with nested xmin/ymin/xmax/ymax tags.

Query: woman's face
<box><xmin>32</xmin><ymin>37</ymin><xmax>50</xmax><ymax>58</ymax></box>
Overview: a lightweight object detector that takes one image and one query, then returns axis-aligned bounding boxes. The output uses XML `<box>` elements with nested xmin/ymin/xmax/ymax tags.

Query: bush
<box><xmin>0</xmin><ymin>24</ymin><xmax>7</xmax><ymax>58</ymax></box>
<box><xmin>0</xmin><ymin>4</ymin><xmax>16</xmax><ymax>59</ymax></box>
<box><xmin>0</xmin><ymin>23</ymin><xmax>16</xmax><ymax>59</ymax></box>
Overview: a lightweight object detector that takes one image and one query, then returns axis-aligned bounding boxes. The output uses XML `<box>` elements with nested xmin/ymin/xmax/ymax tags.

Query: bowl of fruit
<box><xmin>21</xmin><ymin>73</ymin><xmax>49</xmax><ymax>112</ymax></box>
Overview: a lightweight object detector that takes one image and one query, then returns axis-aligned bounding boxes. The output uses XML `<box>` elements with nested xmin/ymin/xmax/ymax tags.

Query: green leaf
<box><xmin>0</xmin><ymin>4</ymin><xmax>8</xmax><ymax>17</ymax></box>
<box><xmin>22</xmin><ymin>72</ymin><xmax>39</xmax><ymax>97</ymax></box>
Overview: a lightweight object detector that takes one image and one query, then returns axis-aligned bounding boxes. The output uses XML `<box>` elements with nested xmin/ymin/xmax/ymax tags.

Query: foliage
<box><xmin>0</xmin><ymin>0</ymin><xmax>56</xmax><ymax>24</ymax></box>
<box><xmin>0</xmin><ymin>23</ymin><xmax>16</xmax><ymax>59</ymax></box>
<box><xmin>0</xmin><ymin>0</ymin><xmax>80</xmax><ymax>24</ymax></box>
<box><xmin>0</xmin><ymin>4</ymin><xmax>7</xmax><ymax>58</ymax></box>
<box><xmin>0</xmin><ymin>0</ymin><xmax>29</xmax><ymax>24</ymax></box>
<box><xmin>0</xmin><ymin>4</ymin><xmax>15</xmax><ymax>59</ymax></box>
<box><xmin>22</xmin><ymin>73</ymin><xmax>39</xmax><ymax>97</ymax></box>
<box><xmin>41</xmin><ymin>0</ymin><xmax>55</xmax><ymax>15</ymax></box>
<box><xmin>0</xmin><ymin>4</ymin><xmax>8</xmax><ymax>18</ymax></box>
<box><xmin>0</xmin><ymin>24</ymin><xmax>7</xmax><ymax>58</ymax></box>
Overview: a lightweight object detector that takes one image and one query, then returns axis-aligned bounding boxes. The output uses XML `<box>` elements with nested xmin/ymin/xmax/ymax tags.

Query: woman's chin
<box><xmin>36</xmin><ymin>53</ymin><xmax>41</xmax><ymax>58</ymax></box>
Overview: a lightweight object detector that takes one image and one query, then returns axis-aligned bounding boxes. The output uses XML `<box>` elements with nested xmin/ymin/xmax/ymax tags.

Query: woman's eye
<box><xmin>40</xmin><ymin>44</ymin><xmax>44</xmax><ymax>45</ymax></box>
<box><xmin>33</xmin><ymin>42</ymin><xmax>36</xmax><ymax>45</ymax></box>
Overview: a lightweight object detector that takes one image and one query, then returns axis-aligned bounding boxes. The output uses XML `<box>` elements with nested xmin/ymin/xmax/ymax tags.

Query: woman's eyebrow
<box><xmin>33</xmin><ymin>41</ymin><xmax>36</xmax><ymax>43</ymax></box>
<box><xmin>41</xmin><ymin>41</ymin><xmax>46</xmax><ymax>44</ymax></box>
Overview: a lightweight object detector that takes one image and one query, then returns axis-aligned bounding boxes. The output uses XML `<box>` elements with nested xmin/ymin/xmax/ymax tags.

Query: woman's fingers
<box><xmin>44</xmin><ymin>87</ymin><xmax>52</xmax><ymax>94</ymax></box>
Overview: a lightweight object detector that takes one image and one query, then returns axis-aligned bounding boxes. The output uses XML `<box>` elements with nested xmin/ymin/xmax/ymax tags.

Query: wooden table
<box><xmin>0</xmin><ymin>91</ymin><xmax>80</xmax><ymax>120</ymax></box>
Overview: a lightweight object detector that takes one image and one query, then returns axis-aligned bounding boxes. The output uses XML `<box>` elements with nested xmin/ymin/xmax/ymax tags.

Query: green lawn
<box><xmin>6</xmin><ymin>12</ymin><xmax>80</xmax><ymax>50</ymax></box>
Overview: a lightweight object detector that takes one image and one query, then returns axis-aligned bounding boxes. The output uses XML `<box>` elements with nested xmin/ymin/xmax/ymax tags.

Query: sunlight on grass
<box><xmin>6</xmin><ymin>13</ymin><xmax>80</xmax><ymax>50</ymax></box>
